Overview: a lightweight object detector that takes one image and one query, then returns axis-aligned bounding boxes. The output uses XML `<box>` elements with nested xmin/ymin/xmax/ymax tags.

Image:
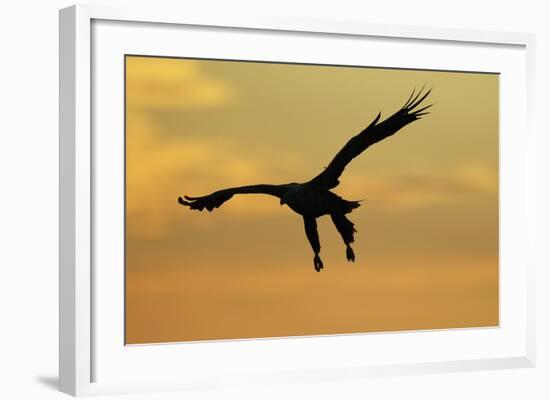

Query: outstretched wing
<box><xmin>178</xmin><ymin>184</ymin><xmax>291</xmax><ymax>212</ymax></box>
<box><xmin>308</xmin><ymin>88</ymin><xmax>433</xmax><ymax>190</ymax></box>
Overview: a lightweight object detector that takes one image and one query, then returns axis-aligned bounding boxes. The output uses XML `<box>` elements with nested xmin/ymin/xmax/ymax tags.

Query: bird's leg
<box><xmin>330</xmin><ymin>213</ymin><xmax>357</xmax><ymax>263</ymax></box>
<box><xmin>303</xmin><ymin>216</ymin><xmax>324</xmax><ymax>272</ymax></box>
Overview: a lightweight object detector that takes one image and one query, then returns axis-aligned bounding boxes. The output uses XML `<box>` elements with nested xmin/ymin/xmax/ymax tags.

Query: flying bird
<box><xmin>178</xmin><ymin>88</ymin><xmax>432</xmax><ymax>272</ymax></box>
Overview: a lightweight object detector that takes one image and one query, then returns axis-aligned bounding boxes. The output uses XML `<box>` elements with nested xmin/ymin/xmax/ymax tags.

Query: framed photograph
<box><xmin>59</xmin><ymin>4</ymin><xmax>536</xmax><ymax>397</ymax></box>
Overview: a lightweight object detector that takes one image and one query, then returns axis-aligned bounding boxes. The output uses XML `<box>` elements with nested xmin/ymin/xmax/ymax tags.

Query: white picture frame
<box><xmin>59</xmin><ymin>4</ymin><xmax>536</xmax><ymax>397</ymax></box>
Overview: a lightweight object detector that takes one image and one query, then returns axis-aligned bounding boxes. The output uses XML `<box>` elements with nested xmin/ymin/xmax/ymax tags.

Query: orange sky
<box><xmin>125</xmin><ymin>55</ymin><xmax>499</xmax><ymax>344</ymax></box>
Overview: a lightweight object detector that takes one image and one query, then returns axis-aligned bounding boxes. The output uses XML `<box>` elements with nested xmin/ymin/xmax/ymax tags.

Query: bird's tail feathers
<box><xmin>342</xmin><ymin>199</ymin><xmax>362</xmax><ymax>214</ymax></box>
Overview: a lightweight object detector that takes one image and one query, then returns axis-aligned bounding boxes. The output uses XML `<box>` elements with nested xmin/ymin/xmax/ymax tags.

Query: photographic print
<box><xmin>125</xmin><ymin>55</ymin><xmax>498</xmax><ymax>344</ymax></box>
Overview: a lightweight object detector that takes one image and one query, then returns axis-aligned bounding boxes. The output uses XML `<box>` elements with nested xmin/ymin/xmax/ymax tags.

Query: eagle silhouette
<box><xmin>178</xmin><ymin>88</ymin><xmax>432</xmax><ymax>272</ymax></box>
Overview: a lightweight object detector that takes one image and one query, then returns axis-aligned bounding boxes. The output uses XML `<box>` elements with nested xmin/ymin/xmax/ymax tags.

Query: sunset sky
<box><xmin>125</xmin><ymin>55</ymin><xmax>499</xmax><ymax>344</ymax></box>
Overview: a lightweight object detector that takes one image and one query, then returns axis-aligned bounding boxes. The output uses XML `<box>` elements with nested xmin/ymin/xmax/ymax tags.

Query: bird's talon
<box><xmin>346</xmin><ymin>245</ymin><xmax>355</xmax><ymax>262</ymax></box>
<box><xmin>313</xmin><ymin>255</ymin><xmax>324</xmax><ymax>272</ymax></box>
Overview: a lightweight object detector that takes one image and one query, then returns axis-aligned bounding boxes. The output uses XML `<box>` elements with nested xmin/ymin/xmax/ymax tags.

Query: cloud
<box><xmin>126</xmin><ymin>56</ymin><xmax>233</xmax><ymax>109</ymax></box>
<box><xmin>455</xmin><ymin>164</ymin><xmax>498</xmax><ymax>193</ymax></box>
<box><xmin>126</xmin><ymin>108</ymin><xmax>498</xmax><ymax>240</ymax></box>
<box><xmin>339</xmin><ymin>165</ymin><xmax>497</xmax><ymax>210</ymax></box>
<box><xmin>126</xmin><ymin>111</ymin><xmax>300</xmax><ymax>239</ymax></box>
